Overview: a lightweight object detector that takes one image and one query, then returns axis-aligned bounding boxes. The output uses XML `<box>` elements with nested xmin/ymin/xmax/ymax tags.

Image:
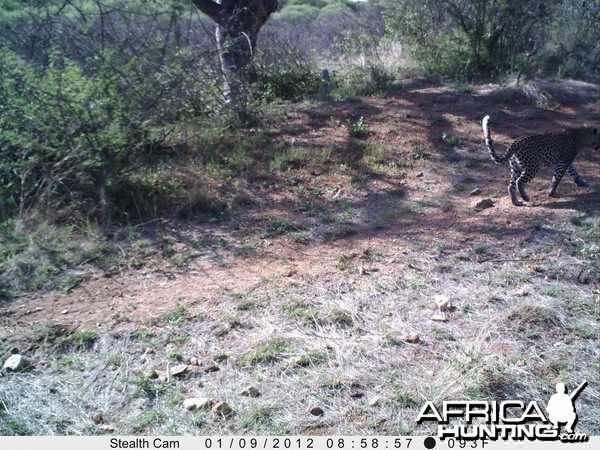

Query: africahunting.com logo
<box><xmin>416</xmin><ymin>381</ymin><xmax>589</xmax><ymax>442</ymax></box>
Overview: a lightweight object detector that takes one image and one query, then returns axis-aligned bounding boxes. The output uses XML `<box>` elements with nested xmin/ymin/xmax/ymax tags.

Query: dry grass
<box><xmin>1</xmin><ymin>222</ymin><xmax>598</xmax><ymax>435</ymax></box>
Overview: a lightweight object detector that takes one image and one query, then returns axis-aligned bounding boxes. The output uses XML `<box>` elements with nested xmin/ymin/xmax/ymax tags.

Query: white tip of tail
<box><xmin>482</xmin><ymin>115</ymin><xmax>490</xmax><ymax>128</ymax></box>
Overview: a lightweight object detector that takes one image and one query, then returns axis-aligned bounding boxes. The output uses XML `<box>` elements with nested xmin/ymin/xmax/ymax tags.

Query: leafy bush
<box><xmin>382</xmin><ymin>0</ymin><xmax>599</xmax><ymax>81</ymax></box>
<box><xmin>250</xmin><ymin>60</ymin><xmax>321</xmax><ymax>102</ymax></box>
<box><xmin>331</xmin><ymin>65</ymin><xmax>398</xmax><ymax>98</ymax></box>
<box><xmin>383</xmin><ymin>0</ymin><xmax>535</xmax><ymax>77</ymax></box>
<box><xmin>369</xmin><ymin>66</ymin><xmax>396</xmax><ymax>91</ymax></box>
<box><xmin>534</xmin><ymin>1</ymin><xmax>600</xmax><ymax>81</ymax></box>
<box><xmin>0</xmin><ymin>48</ymin><xmax>150</xmax><ymax>221</ymax></box>
<box><xmin>0</xmin><ymin>1</ymin><xmax>221</xmax><ymax>223</ymax></box>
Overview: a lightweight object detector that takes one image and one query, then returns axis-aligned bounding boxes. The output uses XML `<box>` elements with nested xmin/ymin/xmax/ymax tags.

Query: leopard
<box><xmin>482</xmin><ymin>115</ymin><xmax>599</xmax><ymax>206</ymax></box>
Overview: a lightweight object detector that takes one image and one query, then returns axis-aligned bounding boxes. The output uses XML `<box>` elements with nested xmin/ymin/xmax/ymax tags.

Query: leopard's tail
<box><xmin>482</xmin><ymin>115</ymin><xmax>511</xmax><ymax>164</ymax></box>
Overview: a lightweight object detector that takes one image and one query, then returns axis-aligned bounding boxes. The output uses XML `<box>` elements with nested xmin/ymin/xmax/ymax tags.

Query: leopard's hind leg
<box><xmin>508</xmin><ymin>156</ymin><xmax>525</xmax><ymax>206</ymax></box>
<box><xmin>515</xmin><ymin>162</ymin><xmax>540</xmax><ymax>205</ymax></box>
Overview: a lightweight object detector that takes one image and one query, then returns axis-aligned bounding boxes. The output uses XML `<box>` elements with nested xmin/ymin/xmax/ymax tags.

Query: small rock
<box><xmin>426</xmin><ymin>370</ymin><xmax>436</xmax><ymax>377</ymax></box>
<box><xmin>577</xmin><ymin>269</ymin><xmax>590</xmax><ymax>284</ymax></box>
<box><xmin>434</xmin><ymin>294</ymin><xmax>448</xmax><ymax>304</ymax></box>
<box><xmin>438</xmin><ymin>301</ymin><xmax>453</xmax><ymax>312</ymax></box>
<box><xmin>61</xmin><ymin>310</ymin><xmax>69</xmax><ymax>314</ymax></box>
<box><xmin>183</xmin><ymin>397</ymin><xmax>213</xmax><ymax>411</ymax></box>
<box><xmin>173</xmin><ymin>243</ymin><xmax>186</xmax><ymax>253</ymax></box>
<box><xmin>473</xmin><ymin>198</ymin><xmax>494</xmax><ymax>210</ymax></box>
<box><xmin>401</xmin><ymin>332</ymin><xmax>420</xmax><ymax>344</ymax></box>
<box><xmin>368</xmin><ymin>396</ymin><xmax>381</xmax><ymax>407</ymax></box>
<box><xmin>98</xmin><ymin>425</ymin><xmax>115</xmax><ymax>432</ymax></box>
<box><xmin>3</xmin><ymin>354</ymin><xmax>31</xmax><ymax>372</ymax></box>
<box><xmin>240</xmin><ymin>386</ymin><xmax>261</xmax><ymax>398</ymax></box>
<box><xmin>415</xmin><ymin>172</ymin><xmax>424</xmax><ymax>178</ymax></box>
<box><xmin>308</xmin><ymin>406</ymin><xmax>324</xmax><ymax>416</ymax></box>
<box><xmin>513</xmin><ymin>288</ymin><xmax>529</xmax><ymax>297</ymax></box>
<box><xmin>213</xmin><ymin>353</ymin><xmax>229</xmax><ymax>363</ymax></box>
<box><xmin>189</xmin><ymin>357</ymin><xmax>199</xmax><ymax>366</ymax></box>
<box><xmin>434</xmin><ymin>295</ymin><xmax>453</xmax><ymax>312</ymax></box>
<box><xmin>168</xmin><ymin>364</ymin><xmax>188</xmax><ymax>378</ymax></box>
<box><xmin>156</xmin><ymin>372</ymin><xmax>168</xmax><ymax>383</ymax></box>
<box><xmin>431</xmin><ymin>313</ymin><xmax>448</xmax><ymax>322</ymax></box>
<box><xmin>212</xmin><ymin>401</ymin><xmax>233</xmax><ymax>416</ymax></box>
<box><xmin>92</xmin><ymin>412</ymin><xmax>104</xmax><ymax>424</ymax></box>
<box><xmin>349</xmin><ymin>388</ymin><xmax>365</xmax><ymax>399</ymax></box>
<box><xmin>469</xmin><ymin>188</ymin><xmax>482</xmax><ymax>196</ymax></box>
<box><xmin>287</xmin><ymin>356</ymin><xmax>309</xmax><ymax>367</ymax></box>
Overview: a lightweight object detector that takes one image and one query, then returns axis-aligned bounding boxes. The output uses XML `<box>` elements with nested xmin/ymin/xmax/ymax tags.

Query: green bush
<box><xmin>382</xmin><ymin>0</ymin><xmax>599</xmax><ymax>80</ymax></box>
<box><xmin>331</xmin><ymin>65</ymin><xmax>398</xmax><ymax>98</ymax></box>
<box><xmin>537</xmin><ymin>36</ymin><xmax>600</xmax><ymax>81</ymax></box>
<box><xmin>383</xmin><ymin>0</ymin><xmax>526</xmax><ymax>77</ymax></box>
<box><xmin>250</xmin><ymin>61</ymin><xmax>321</xmax><ymax>102</ymax></box>
<box><xmin>0</xmin><ymin>2</ymin><xmax>221</xmax><ymax>223</ymax></box>
<box><xmin>0</xmin><ymin>48</ymin><xmax>150</xmax><ymax>221</ymax></box>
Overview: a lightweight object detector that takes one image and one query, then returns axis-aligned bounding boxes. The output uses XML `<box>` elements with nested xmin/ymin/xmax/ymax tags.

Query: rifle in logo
<box><xmin>546</xmin><ymin>380</ymin><xmax>587</xmax><ymax>433</ymax></box>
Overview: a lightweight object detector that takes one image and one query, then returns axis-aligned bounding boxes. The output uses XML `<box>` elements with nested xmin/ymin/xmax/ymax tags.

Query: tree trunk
<box><xmin>191</xmin><ymin>0</ymin><xmax>278</xmax><ymax>109</ymax></box>
<box><xmin>215</xmin><ymin>14</ymin><xmax>246</xmax><ymax>108</ymax></box>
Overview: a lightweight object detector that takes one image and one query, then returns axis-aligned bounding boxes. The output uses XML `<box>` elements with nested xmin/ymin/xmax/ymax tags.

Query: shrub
<box><xmin>0</xmin><ymin>48</ymin><xmax>151</xmax><ymax>221</ymax></box>
<box><xmin>382</xmin><ymin>0</ymin><xmax>599</xmax><ymax>81</ymax></box>
<box><xmin>250</xmin><ymin>60</ymin><xmax>321</xmax><ymax>102</ymax></box>
<box><xmin>0</xmin><ymin>1</ymin><xmax>221</xmax><ymax>223</ymax></box>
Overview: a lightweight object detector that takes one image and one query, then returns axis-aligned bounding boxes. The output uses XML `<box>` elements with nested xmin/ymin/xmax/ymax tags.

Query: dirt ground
<box><xmin>2</xmin><ymin>78</ymin><xmax>598</xmax><ymax>339</ymax></box>
<box><xmin>1</xmin><ymin>78</ymin><xmax>599</xmax><ymax>436</ymax></box>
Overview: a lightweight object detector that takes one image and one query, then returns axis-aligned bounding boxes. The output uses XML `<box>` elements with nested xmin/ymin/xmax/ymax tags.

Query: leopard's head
<box><xmin>594</xmin><ymin>127</ymin><xmax>600</xmax><ymax>150</ymax></box>
<box><xmin>569</xmin><ymin>126</ymin><xmax>600</xmax><ymax>150</ymax></box>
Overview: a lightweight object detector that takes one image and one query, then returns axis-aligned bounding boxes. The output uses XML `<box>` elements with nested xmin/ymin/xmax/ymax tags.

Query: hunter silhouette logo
<box><xmin>546</xmin><ymin>381</ymin><xmax>587</xmax><ymax>434</ymax></box>
<box><xmin>416</xmin><ymin>380</ymin><xmax>589</xmax><ymax>441</ymax></box>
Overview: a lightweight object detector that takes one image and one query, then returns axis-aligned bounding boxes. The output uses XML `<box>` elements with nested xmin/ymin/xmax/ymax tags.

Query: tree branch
<box><xmin>190</xmin><ymin>0</ymin><xmax>223</xmax><ymax>25</ymax></box>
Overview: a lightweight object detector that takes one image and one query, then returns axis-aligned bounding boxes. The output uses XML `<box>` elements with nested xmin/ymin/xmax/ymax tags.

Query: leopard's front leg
<box><xmin>567</xmin><ymin>164</ymin><xmax>590</xmax><ymax>187</ymax></box>
<box><xmin>548</xmin><ymin>163</ymin><xmax>569</xmax><ymax>197</ymax></box>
